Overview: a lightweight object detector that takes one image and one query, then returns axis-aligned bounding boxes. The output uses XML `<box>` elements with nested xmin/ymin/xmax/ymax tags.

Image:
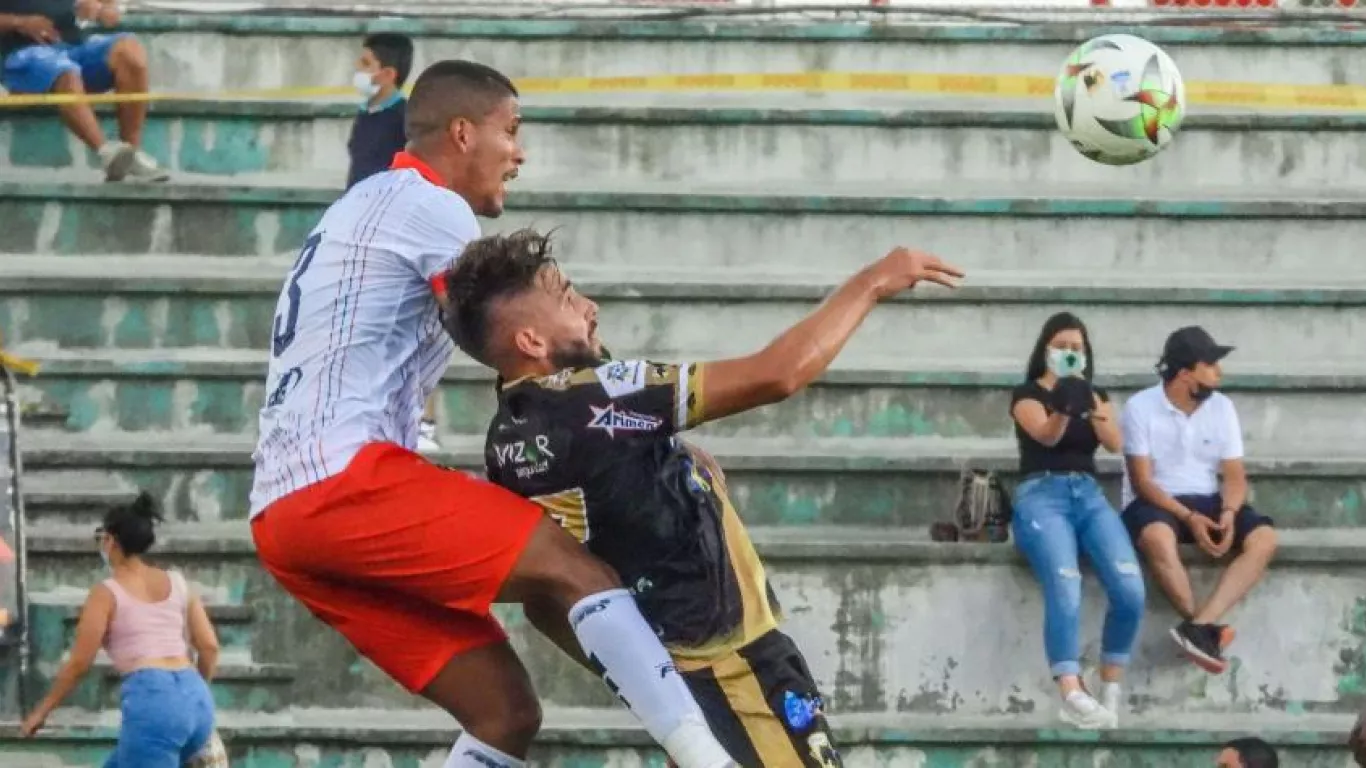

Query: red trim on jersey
<box><xmin>390</xmin><ymin>151</ymin><xmax>445</xmax><ymax>187</ymax></box>
<box><xmin>429</xmin><ymin>272</ymin><xmax>449</xmax><ymax>298</ymax></box>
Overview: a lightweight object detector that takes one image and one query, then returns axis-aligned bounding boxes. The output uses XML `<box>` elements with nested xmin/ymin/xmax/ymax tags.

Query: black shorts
<box><xmin>681</xmin><ymin>630</ymin><xmax>842</xmax><ymax>768</ymax></box>
<box><xmin>1122</xmin><ymin>493</ymin><xmax>1274</xmax><ymax>550</ymax></box>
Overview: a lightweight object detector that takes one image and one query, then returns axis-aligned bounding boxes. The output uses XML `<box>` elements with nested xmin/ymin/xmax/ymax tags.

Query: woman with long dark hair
<box><xmin>1010</xmin><ymin>312</ymin><xmax>1144</xmax><ymax>729</ymax></box>
<box><xmin>20</xmin><ymin>492</ymin><xmax>221</xmax><ymax>765</ymax></box>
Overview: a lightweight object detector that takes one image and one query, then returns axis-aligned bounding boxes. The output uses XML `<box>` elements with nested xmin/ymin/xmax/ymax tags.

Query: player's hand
<box><xmin>1185</xmin><ymin>513</ymin><xmax>1221</xmax><ymax>557</ymax></box>
<box><xmin>867</xmin><ymin>247</ymin><xmax>964</xmax><ymax>300</ymax></box>
<box><xmin>19</xmin><ymin>709</ymin><xmax>46</xmax><ymax>738</ymax></box>
<box><xmin>15</xmin><ymin>15</ymin><xmax>58</xmax><ymax>43</ymax></box>
<box><xmin>1209</xmin><ymin>508</ymin><xmax>1237</xmax><ymax>558</ymax></box>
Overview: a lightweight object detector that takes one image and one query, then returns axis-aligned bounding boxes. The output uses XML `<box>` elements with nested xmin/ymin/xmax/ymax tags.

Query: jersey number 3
<box><xmin>272</xmin><ymin>232</ymin><xmax>322</xmax><ymax>357</ymax></box>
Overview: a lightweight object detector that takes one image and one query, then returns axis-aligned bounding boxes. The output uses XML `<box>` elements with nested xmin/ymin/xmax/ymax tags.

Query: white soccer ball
<box><xmin>1054</xmin><ymin>34</ymin><xmax>1186</xmax><ymax>166</ymax></box>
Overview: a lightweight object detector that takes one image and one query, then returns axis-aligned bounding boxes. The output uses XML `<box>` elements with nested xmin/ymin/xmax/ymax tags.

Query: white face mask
<box><xmin>352</xmin><ymin>70</ymin><xmax>380</xmax><ymax>101</ymax></box>
<box><xmin>1046</xmin><ymin>347</ymin><xmax>1087</xmax><ymax>378</ymax></box>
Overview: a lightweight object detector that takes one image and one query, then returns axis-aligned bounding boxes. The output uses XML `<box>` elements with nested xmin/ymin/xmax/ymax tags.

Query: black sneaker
<box><xmin>1170</xmin><ymin>621</ymin><xmax>1227</xmax><ymax>674</ymax></box>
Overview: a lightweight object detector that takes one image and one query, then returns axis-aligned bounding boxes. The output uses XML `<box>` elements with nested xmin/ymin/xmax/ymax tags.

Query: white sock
<box><xmin>1100</xmin><ymin>681</ymin><xmax>1123</xmax><ymax>712</ymax></box>
<box><xmin>443</xmin><ymin>733</ymin><xmax>525</xmax><ymax>768</ymax></box>
<box><xmin>569</xmin><ymin>589</ymin><xmax>734</xmax><ymax>768</ymax></box>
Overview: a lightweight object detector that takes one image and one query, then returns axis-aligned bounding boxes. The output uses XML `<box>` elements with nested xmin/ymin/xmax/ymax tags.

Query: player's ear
<box><xmin>448</xmin><ymin>117</ymin><xmax>474</xmax><ymax>153</ymax></box>
<box><xmin>512</xmin><ymin>327</ymin><xmax>547</xmax><ymax>362</ymax></box>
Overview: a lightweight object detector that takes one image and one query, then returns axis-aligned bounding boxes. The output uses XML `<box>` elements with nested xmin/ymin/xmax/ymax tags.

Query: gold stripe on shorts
<box><xmin>712</xmin><ymin>650</ymin><xmax>803</xmax><ymax>767</ymax></box>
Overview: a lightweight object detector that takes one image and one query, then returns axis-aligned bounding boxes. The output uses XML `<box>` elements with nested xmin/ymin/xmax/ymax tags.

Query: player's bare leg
<box><xmin>421</xmin><ymin>642</ymin><xmax>542</xmax><ymax>765</ymax></box>
<box><xmin>497</xmin><ymin>516</ymin><xmax>735</xmax><ymax>768</ymax></box>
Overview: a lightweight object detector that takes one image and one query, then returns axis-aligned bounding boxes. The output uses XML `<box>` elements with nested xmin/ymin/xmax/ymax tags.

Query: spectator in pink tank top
<box><xmin>20</xmin><ymin>492</ymin><xmax>222</xmax><ymax>767</ymax></box>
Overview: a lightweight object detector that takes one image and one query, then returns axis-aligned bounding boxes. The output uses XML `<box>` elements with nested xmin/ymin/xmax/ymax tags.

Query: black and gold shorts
<box><xmin>680</xmin><ymin>630</ymin><xmax>842</xmax><ymax>768</ymax></box>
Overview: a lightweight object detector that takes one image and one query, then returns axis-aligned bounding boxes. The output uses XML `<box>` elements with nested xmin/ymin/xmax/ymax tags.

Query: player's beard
<box><xmin>549</xmin><ymin>339</ymin><xmax>606</xmax><ymax>371</ymax></box>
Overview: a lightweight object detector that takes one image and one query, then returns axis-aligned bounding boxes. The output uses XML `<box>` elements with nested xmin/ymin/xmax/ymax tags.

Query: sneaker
<box><xmin>417</xmin><ymin>420</ymin><xmax>441</xmax><ymax>454</ymax></box>
<box><xmin>126</xmin><ymin>150</ymin><xmax>170</xmax><ymax>183</ymax></box>
<box><xmin>1099</xmin><ymin>681</ymin><xmax>1123</xmax><ymax>725</ymax></box>
<box><xmin>1059</xmin><ymin>690</ymin><xmax>1118</xmax><ymax>730</ymax></box>
<box><xmin>97</xmin><ymin>141</ymin><xmax>136</xmax><ymax>182</ymax></box>
<box><xmin>1170</xmin><ymin>621</ymin><xmax>1227</xmax><ymax>674</ymax></box>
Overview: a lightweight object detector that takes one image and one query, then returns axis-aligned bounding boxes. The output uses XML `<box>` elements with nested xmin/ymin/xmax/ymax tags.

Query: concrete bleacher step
<box><xmin>1</xmin><ymin>707</ymin><xmax>1359</xmax><ymax>765</ymax></box>
<box><xmin>4</xmin><ymin>98</ymin><xmax>1362</xmax><ymax>189</ymax></box>
<box><xmin>22</xmin><ymin>521</ymin><xmax>1366</xmax><ymax>718</ymax></box>
<box><xmin>21</xmin><ymin>472</ymin><xmax>138</xmax><ymax>525</ymax></box>
<box><xmin>2</xmin><ymin>177</ymin><xmax>1362</xmax><ymax>278</ymax></box>
<box><xmin>4</xmin><ymin>256</ymin><xmax>1366</xmax><ymax>368</ymax></box>
<box><xmin>117</xmin><ymin>13</ymin><xmax>1366</xmax><ymax>91</ymax></box>
<box><xmin>17</xmin><ymin>430</ymin><xmax>1366</xmax><ymax>529</ymax></box>
<box><xmin>15</xmin><ymin>348</ymin><xmax>1366</xmax><ymax>449</ymax></box>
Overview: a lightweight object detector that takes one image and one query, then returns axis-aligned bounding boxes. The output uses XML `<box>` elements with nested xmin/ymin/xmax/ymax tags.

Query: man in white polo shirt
<box><xmin>1121</xmin><ymin>326</ymin><xmax>1277</xmax><ymax>676</ymax></box>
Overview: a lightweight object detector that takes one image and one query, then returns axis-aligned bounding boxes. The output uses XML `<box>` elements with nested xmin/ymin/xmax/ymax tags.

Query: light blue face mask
<box><xmin>1047</xmin><ymin>347</ymin><xmax>1087</xmax><ymax>378</ymax></box>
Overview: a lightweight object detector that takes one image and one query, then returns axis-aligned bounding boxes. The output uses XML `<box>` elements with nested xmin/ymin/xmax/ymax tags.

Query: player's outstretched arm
<box><xmin>698</xmin><ymin>248</ymin><xmax>963</xmax><ymax>424</ymax></box>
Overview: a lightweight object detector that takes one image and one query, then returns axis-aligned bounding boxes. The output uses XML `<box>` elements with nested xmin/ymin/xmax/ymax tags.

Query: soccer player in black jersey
<box><xmin>437</xmin><ymin>229</ymin><xmax>962</xmax><ymax>767</ymax></box>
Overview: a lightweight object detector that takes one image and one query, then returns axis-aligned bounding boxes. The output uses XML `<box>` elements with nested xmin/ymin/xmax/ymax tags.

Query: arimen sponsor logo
<box><xmin>587</xmin><ymin>403</ymin><xmax>661</xmax><ymax>438</ymax></box>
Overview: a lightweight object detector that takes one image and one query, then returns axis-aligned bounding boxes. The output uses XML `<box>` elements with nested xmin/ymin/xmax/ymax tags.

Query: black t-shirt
<box><xmin>0</xmin><ymin>0</ymin><xmax>84</xmax><ymax>59</ymax></box>
<box><xmin>1011</xmin><ymin>380</ymin><xmax>1110</xmax><ymax>476</ymax></box>
<box><xmin>484</xmin><ymin>359</ymin><xmax>781</xmax><ymax>662</ymax></box>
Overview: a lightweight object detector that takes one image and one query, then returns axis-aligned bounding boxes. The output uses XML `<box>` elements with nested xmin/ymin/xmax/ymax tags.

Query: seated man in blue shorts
<box><xmin>0</xmin><ymin>0</ymin><xmax>167</xmax><ymax>182</ymax></box>
<box><xmin>439</xmin><ymin>228</ymin><xmax>962</xmax><ymax>766</ymax></box>
<box><xmin>1120</xmin><ymin>326</ymin><xmax>1278</xmax><ymax>676</ymax></box>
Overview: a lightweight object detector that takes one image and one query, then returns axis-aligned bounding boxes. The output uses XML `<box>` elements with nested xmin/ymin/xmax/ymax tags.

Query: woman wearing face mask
<box><xmin>20</xmin><ymin>492</ymin><xmax>221</xmax><ymax>766</ymax></box>
<box><xmin>1009</xmin><ymin>312</ymin><xmax>1145</xmax><ymax>730</ymax></box>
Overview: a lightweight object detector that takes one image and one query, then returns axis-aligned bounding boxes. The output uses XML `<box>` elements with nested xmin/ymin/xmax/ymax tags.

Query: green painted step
<box><xmin>19</xmin><ymin>432</ymin><xmax>1366</xmax><ymax>530</ymax></box>
<box><xmin>4</xmin><ymin>258</ymin><xmax>1365</xmax><ymax>366</ymax></box>
<box><xmin>115</xmin><ymin>14</ymin><xmax>1366</xmax><ymax>92</ymax></box>
<box><xmin>16</xmin><ymin>350</ymin><xmax>1366</xmax><ymax>451</ymax></box>
<box><xmin>2</xmin><ymin>178</ymin><xmax>1361</xmax><ymax>278</ymax></box>
<box><xmin>0</xmin><ymin>709</ymin><xmax>1360</xmax><ymax>767</ymax></box>
<box><xmin>22</xmin><ymin>523</ymin><xmax>1366</xmax><ymax>717</ymax></box>
<box><xmin>4</xmin><ymin>100</ymin><xmax>1361</xmax><ymax>189</ymax></box>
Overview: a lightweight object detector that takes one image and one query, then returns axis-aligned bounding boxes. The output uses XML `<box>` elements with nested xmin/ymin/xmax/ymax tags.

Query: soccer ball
<box><xmin>1054</xmin><ymin>34</ymin><xmax>1185</xmax><ymax>166</ymax></box>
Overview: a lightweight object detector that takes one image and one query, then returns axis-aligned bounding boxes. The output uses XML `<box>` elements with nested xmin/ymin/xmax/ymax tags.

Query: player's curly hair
<box><xmin>440</xmin><ymin>228</ymin><xmax>556</xmax><ymax>366</ymax></box>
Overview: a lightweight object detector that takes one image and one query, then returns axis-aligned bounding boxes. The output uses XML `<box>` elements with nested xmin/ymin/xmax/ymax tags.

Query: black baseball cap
<box><xmin>1158</xmin><ymin>326</ymin><xmax>1234</xmax><ymax>374</ymax></box>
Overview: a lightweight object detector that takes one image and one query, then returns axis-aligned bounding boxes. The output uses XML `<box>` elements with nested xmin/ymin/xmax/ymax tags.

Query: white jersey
<box><xmin>249</xmin><ymin>167</ymin><xmax>479</xmax><ymax>517</ymax></box>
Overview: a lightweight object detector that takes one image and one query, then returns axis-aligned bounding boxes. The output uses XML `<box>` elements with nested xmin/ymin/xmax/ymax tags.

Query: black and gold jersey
<box><xmin>484</xmin><ymin>359</ymin><xmax>780</xmax><ymax>668</ymax></box>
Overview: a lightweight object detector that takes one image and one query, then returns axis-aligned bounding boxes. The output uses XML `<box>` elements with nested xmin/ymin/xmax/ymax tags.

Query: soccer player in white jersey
<box><xmin>248</xmin><ymin>60</ymin><xmax>736</xmax><ymax>768</ymax></box>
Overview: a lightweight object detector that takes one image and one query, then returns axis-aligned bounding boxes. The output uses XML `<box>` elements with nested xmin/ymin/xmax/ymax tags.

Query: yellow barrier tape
<box><xmin>0</xmin><ymin>72</ymin><xmax>1364</xmax><ymax>111</ymax></box>
<box><xmin>0</xmin><ymin>333</ymin><xmax>40</xmax><ymax>377</ymax></box>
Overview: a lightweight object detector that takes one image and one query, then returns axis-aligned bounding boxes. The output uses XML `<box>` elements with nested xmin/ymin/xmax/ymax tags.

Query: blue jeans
<box><xmin>103</xmin><ymin>668</ymin><xmax>215</xmax><ymax>768</ymax></box>
<box><xmin>1</xmin><ymin>34</ymin><xmax>131</xmax><ymax>94</ymax></box>
<box><xmin>1011</xmin><ymin>472</ymin><xmax>1146</xmax><ymax>678</ymax></box>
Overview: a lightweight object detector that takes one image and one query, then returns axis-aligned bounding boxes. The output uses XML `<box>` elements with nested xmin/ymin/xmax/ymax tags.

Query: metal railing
<box><xmin>0</xmin><ymin>362</ymin><xmax>31</xmax><ymax>713</ymax></box>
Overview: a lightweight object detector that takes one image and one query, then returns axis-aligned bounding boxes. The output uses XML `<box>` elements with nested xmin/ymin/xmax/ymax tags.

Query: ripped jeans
<box><xmin>1012</xmin><ymin>472</ymin><xmax>1145</xmax><ymax>678</ymax></box>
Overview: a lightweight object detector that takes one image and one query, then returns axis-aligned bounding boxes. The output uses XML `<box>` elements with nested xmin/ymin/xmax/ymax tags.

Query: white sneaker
<box><xmin>1099</xmin><ymin>682</ymin><xmax>1123</xmax><ymax>726</ymax></box>
<box><xmin>127</xmin><ymin>150</ymin><xmax>170</xmax><ymax>182</ymax></box>
<box><xmin>1059</xmin><ymin>690</ymin><xmax>1118</xmax><ymax>730</ymax></box>
<box><xmin>97</xmin><ymin>141</ymin><xmax>136</xmax><ymax>182</ymax></box>
<box><xmin>417</xmin><ymin>420</ymin><xmax>441</xmax><ymax>454</ymax></box>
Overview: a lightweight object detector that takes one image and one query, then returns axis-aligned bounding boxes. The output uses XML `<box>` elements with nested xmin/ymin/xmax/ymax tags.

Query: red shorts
<box><xmin>251</xmin><ymin>442</ymin><xmax>543</xmax><ymax>693</ymax></box>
